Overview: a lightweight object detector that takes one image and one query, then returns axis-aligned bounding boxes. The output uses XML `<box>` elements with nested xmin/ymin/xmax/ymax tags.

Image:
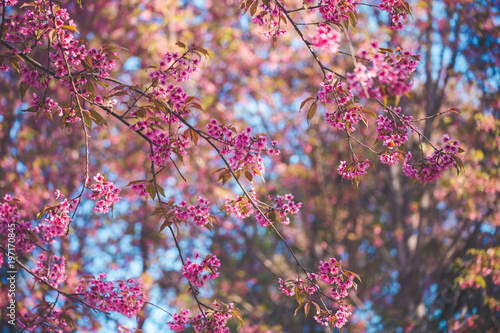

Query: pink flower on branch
<box><xmin>31</xmin><ymin>253</ymin><xmax>67</xmax><ymax>288</ymax></box>
<box><xmin>87</xmin><ymin>174</ymin><xmax>121</xmax><ymax>214</ymax></box>
<box><xmin>75</xmin><ymin>274</ymin><xmax>147</xmax><ymax>318</ymax></box>
<box><xmin>403</xmin><ymin>135</ymin><xmax>463</xmax><ymax>182</ymax></box>
<box><xmin>378</xmin><ymin>0</ymin><xmax>412</xmax><ymax>31</ymax></box>
<box><xmin>279</xmin><ymin>257</ymin><xmax>358</xmax><ymax>330</ymax></box>
<box><xmin>318</xmin><ymin>0</ymin><xmax>359</xmax><ymax>25</ymax></box>
<box><xmin>0</xmin><ymin>195</ymin><xmax>37</xmax><ymax>253</ymax></box>
<box><xmin>182</xmin><ymin>254</ymin><xmax>221</xmax><ymax>288</ymax></box>
<box><xmin>222</xmin><ymin>188</ymin><xmax>302</xmax><ymax>227</ymax></box>
<box><xmin>167</xmin><ymin>309</ymin><xmax>191</xmax><ymax>331</ymax></box>
<box><xmin>312</xmin><ymin>23</ymin><xmax>342</xmax><ymax>54</ymax></box>
<box><xmin>338</xmin><ymin>159</ymin><xmax>370</xmax><ymax>180</ymax></box>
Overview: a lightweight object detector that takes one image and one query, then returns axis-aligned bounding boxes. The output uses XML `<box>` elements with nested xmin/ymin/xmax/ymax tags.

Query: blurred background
<box><xmin>0</xmin><ymin>0</ymin><xmax>499</xmax><ymax>332</ymax></box>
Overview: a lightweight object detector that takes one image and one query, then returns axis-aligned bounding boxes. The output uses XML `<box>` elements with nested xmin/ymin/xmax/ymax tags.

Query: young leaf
<box><xmin>300</xmin><ymin>97</ymin><xmax>316</xmax><ymax>111</ymax></box>
<box><xmin>294</xmin><ymin>301</ymin><xmax>305</xmax><ymax>316</ymax></box>
<box><xmin>20</xmin><ymin>82</ymin><xmax>29</xmax><ymax>99</ymax></box>
<box><xmin>307</xmin><ymin>102</ymin><xmax>317</xmax><ymax>123</ymax></box>
<box><xmin>159</xmin><ymin>220</ymin><xmax>172</xmax><ymax>233</ymax></box>
<box><xmin>304</xmin><ymin>302</ymin><xmax>310</xmax><ymax>318</ymax></box>
<box><xmin>62</xmin><ymin>25</ymin><xmax>79</xmax><ymax>33</ymax></box>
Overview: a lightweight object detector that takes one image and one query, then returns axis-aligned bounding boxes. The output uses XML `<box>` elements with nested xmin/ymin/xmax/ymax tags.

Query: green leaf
<box><xmin>378</xmin><ymin>47</ymin><xmax>394</xmax><ymax>54</ymax></box>
<box><xmin>157</xmin><ymin>185</ymin><xmax>166</xmax><ymax>198</ymax></box>
<box><xmin>26</xmin><ymin>229</ymin><xmax>38</xmax><ymax>242</ymax></box>
<box><xmin>300</xmin><ymin>97</ymin><xmax>316</xmax><ymax>111</ymax></box>
<box><xmin>62</xmin><ymin>25</ymin><xmax>79</xmax><ymax>33</ymax></box>
<box><xmin>232</xmin><ymin>308</ymin><xmax>244</xmax><ymax>327</ymax></box>
<box><xmin>250</xmin><ymin>0</ymin><xmax>258</xmax><ymax>16</ymax></box>
<box><xmin>20</xmin><ymin>81</ymin><xmax>29</xmax><ymax>99</ymax></box>
<box><xmin>21</xmin><ymin>106</ymin><xmax>38</xmax><ymax>113</ymax></box>
<box><xmin>307</xmin><ymin>102</ymin><xmax>317</xmax><ymax>123</ymax></box>
<box><xmin>294</xmin><ymin>289</ymin><xmax>305</xmax><ymax>304</ymax></box>
<box><xmin>475</xmin><ymin>276</ymin><xmax>486</xmax><ymax>289</ymax></box>
<box><xmin>348</xmin><ymin>12</ymin><xmax>357</xmax><ymax>27</ymax></box>
<box><xmin>82</xmin><ymin>111</ymin><xmax>92</xmax><ymax>130</ymax></box>
<box><xmin>362</xmin><ymin>108</ymin><xmax>377</xmax><ymax>119</ymax></box>
<box><xmin>294</xmin><ymin>301</ymin><xmax>305</xmax><ymax>316</ymax></box>
<box><xmin>146</xmin><ymin>184</ymin><xmax>156</xmax><ymax>200</ymax></box>
<box><xmin>268</xmin><ymin>211</ymin><xmax>277</xmax><ymax>223</ymax></box>
<box><xmin>329</xmin><ymin>318</ymin><xmax>335</xmax><ymax>332</ymax></box>
<box><xmin>90</xmin><ymin>109</ymin><xmax>108</xmax><ymax>127</ymax></box>
<box><xmin>252</xmin><ymin>168</ymin><xmax>265</xmax><ymax>182</ymax></box>
<box><xmin>159</xmin><ymin>220</ymin><xmax>172</xmax><ymax>233</ymax></box>
<box><xmin>451</xmin><ymin>154</ymin><xmax>465</xmax><ymax>172</ymax></box>
<box><xmin>344</xmin><ymin>270</ymin><xmax>362</xmax><ymax>283</ymax></box>
<box><xmin>94</xmin><ymin>80</ymin><xmax>109</xmax><ymax>89</ymax></box>
<box><xmin>244</xmin><ymin>170</ymin><xmax>253</xmax><ymax>182</ymax></box>
<box><xmin>304</xmin><ymin>302</ymin><xmax>310</xmax><ymax>318</ymax></box>
<box><xmin>126</xmin><ymin>180</ymin><xmax>145</xmax><ymax>186</ymax></box>
<box><xmin>48</xmin><ymin>29</ymin><xmax>58</xmax><ymax>45</ymax></box>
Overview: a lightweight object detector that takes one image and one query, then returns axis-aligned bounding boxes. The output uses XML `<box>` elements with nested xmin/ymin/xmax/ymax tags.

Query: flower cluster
<box><xmin>376</xmin><ymin>107</ymin><xmax>413</xmax><ymax>149</ymax></box>
<box><xmin>31</xmin><ymin>253</ymin><xmax>67</xmax><ymax>288</ymax></box>
<box><xmin>378</xmin><ymin>0</ymin><xmax>410</xmax><ymax>31</ymax></box>
<box><xmin>318</xmin><ymin>0</ymin><xmax>358</xmax><ymax>25</ymax></box>
<box><xmin>182</xmin><ymin>254</ymin><xmax>221</xmax><ymax>288</ymax></box>
<box><xmin>3</xmin><ymin>1</ymin><xmax>117</xmax><ymax>122</ymax></box>
<box><xmin>379</xmin><ymin>151</ymin><xmax>403</xmax><ymax>166</ymax></box>
<box><xmin>312</xmin><ymin>23</ymin><xmax>341</xmax><ymax>54</ymax></box>
<box><xmin>278</xmin><ymin>272</ymin><xmax>319</xmax><ymax>296</ymax></box>
<box><xmin>128</xmin><ymin>51</ymin><xmax>205</xmax><ymax>167</ymax></box>
<box><xmin>167</xmin><ymin>309</ymin><xmax>191</xmax><ymax>332</ymax></box>
<box><xmin>256</xmin><ymin>193</ymin><xmax>302</xmax><ymax>227</ymax></box>
<box><xmin>30</xmin><ymin>94</ymin><xmax>63</xmax><ymax>118</ymax></box>
<box><xmin>21</xmin><ymin>66</ymin><xmax>46</xmax><ymax>89</ymax></box>
<box><xmin>337</xmin><ymin>159</ymin><xmax>370</xmax><ymax>180</ymax></box>
<box><xmin>207</xmin><ymin>119</ymin><xmax>279</xmax><ymax>176</ymax></box>
<box><xmin>403</xmin><ymin>135</ymin><xmax>461</xmax><ymax>182</ymax></box>
<box><xmin>223</xmin><ymin>189</ymin><xmax>301</xmax><ymax>227</ymax></box>
<box><xmin>318</xmin><ymin>74</ymin><xmax>367</xmax><ymax>132</ymax></box>
<box><xmin>75</xmin><ymin>273</ymin><xmax>147</xmax><ymax>318</ymax></box>
<box><xmin>223</xmin><ymin>188</ymin><xmax>258</xmax><ymax>219</ymax></box>
<box><xmin>130</xmin><ymin>183</ymin><xmax>148</xmax><ymax>197</ymax></box>
<box><xmin>0</xmin><ymin>195</ymin><xmax>36</xmax><ymax>253</ymax></box>
<box><xmin>33</xmin><ymin>190</ymin><xmax>77</xmax><ymax>244</ymax></box>
<box><xmin>17</xmin><ymin>308</ymin><xmax>70</xmax><ymax>332</ymax></box>
<box><xmin>167</xmin><ymin>301</ymin><xmax>236</xmax><ymax>333</ymax></box>
<box><xmin>318</xmin><ymin>258</ymin><xmax>355</xmax><ymax>300</ymax></box>
<box><xmin>154</xmin><ymin>51</ymin><xmax>201</xmax><ymax>83</ymax></box>
<box><xmin>190</xmin><ymin>301</ymin><xmax>235</xmax><ymax>333</ymax></box>
<box><xmin>144</xmin><ymin>52</ymin><xmax>200</xmax><ymax>126</ymax></box>
<box><xmin>149</xmin><ymin>84</ymin><xmax>189</xmax><ymax>114</ymax></box>
<box><xmin>146</xmin><ymin>132</ymin><xmax>191</xmax><ymax>167</ymax></box>
<box><xmin>313</xmin><ymin>305</ymin><xmax>352</xmax><ymax>329</ymax></box>
<box><xmin>126</xmin><ymin>50</ymin><xmax>203</xmax><ymax>142</ymax></box>
<box><xmin>319</xmin><ymin>73</ymin><xmax>354</xmax><ymax>107</ymax></box>
<box><xmin>278</xmin><ymin>258</ymin><xmax>356</xmax><ymax>329</ymax></box>
<box><xmin>347</xmin><ymin>41</ymin><xmax>421</xmax><ymax>99</ymax></box>
<box><xmin>147</xmin><ymin>53</ymin><xmax>200</xmax><ymax>120</ymax></box>
<box><xmin>251</xmin><ymin>3</ymin><xmax>288</xmax><ymax>38</ymax></box>
<box><xmin>326</xmin><ymin>105</ymin><xmax>365</xmax><ymax>133</ymax></box>
<box><xmin>173</xmin><ymin>197</ymin><xmax>213</xmax><ymax>227</ymax></box>
<box><xmin>87</xmin><ymin>173</ymin><xmax>121</xmax><ymax>214</ymax></box>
